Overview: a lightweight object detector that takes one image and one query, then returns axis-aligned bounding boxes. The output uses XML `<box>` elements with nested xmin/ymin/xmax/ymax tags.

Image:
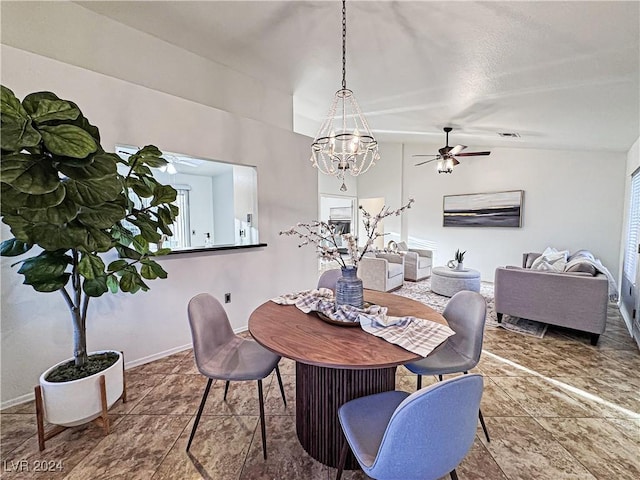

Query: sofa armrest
<box><xmin>358</xmin><ymin>257</ymin><xmax>388</xmax><ymax>291</ymax></box>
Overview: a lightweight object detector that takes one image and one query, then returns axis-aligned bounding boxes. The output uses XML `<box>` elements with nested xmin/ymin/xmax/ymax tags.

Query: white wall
<box><xmin>211</xmin><ymin>170</ymin><xmax>236</xmax><ymax>245</ymax></box>
<box><xmin>358</xmin><ymin>141</ymin><xmax>626</xmax><ymax>281</ymax></box>
<box><xmin>0</xmin><ymin>46</ymin><xmax>317</xmax><ymax>406</ymax></box>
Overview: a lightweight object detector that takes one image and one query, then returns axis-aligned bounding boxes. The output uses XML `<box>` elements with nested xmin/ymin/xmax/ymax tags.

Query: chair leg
<box><xmin>417</xmin><ymin>375</ymin><xmax>422</xmax><ymax>390</ymax></box>
<box><xmin>186</xmin><ymin>378</ymin><xmax>213</xmax><ymax>452</ymax></box>
<box><xmin>223</xmin><ymin>380</ymin><xmax>230</xmax><ymax>401</ymax></box>
<box><xmin>450</xmin><ymin>469</ymin><xmax>459</xmax><ymax>480</ymax></box>
<box><xmin>478</xmin><ymin>408</ymin><xmax>491</xmax><ymax>442</ymax></box>
<box><xmin>275</xmin><ymin>365</ymin><xmax>287</xmax><ymax>407</ymax></box>
<box><xmin>336</xmin><ymin>441</ymin><xmax>349</xmax><ymax>480</ymax></box>
<box><xmin>257</xmin><ymin>379</ymin><xmax>267</xmax><ymax>459</ymax></box>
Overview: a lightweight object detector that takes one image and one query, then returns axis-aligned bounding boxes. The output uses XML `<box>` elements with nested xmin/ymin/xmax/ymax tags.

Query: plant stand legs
<box><xmin>35</xmin><ymin>370</ymin><xmax>128</xmax><ymax>452</ymax></box>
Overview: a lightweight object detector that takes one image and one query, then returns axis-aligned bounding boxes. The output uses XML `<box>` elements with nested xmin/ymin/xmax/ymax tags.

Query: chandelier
<box><xmin>310</xmin><ymin>0</ymin><xmax>379</xmax><ymax>192</ymax></box>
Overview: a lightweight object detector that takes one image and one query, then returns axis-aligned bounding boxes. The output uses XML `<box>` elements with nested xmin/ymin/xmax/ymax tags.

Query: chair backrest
<box><xmin>396</xmin><ymin>241</ymin><xmax>409</xmax><ymax>252</ymax></box>
<box><xmin>369</xmin><ymin>374</ymin><xmax>483</xmax><ymax>479</ymax></box>
<box><xmin>187</xmin><ymin>293</ymin><xmax>237</xmax><ymax>373</ymax></box>
<box><xmin>317</xmin><ymin>268</ymin><xmax>342</xmax><ymax>291</ymax></box>
<box><xmin>442</xmin><ymin>290</ymin><xmax>487</xmax><ymax>367</ymax></box>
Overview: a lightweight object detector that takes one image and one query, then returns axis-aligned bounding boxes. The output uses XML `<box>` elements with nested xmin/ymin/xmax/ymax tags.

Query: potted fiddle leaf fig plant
<box><xmin>0</xmin><ymin>85</ymin><xmax>179</xmax><ymax>432</ymax></box>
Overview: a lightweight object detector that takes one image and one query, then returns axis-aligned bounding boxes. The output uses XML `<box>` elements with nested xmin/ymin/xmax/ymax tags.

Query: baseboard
<box><xmin>1</xmin><ymin>327</ymin><xmax>251</xmax><ymax>411</ymax></box>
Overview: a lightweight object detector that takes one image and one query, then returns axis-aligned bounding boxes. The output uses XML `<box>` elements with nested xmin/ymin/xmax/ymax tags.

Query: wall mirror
<box><xmin>117</xmin><ymin>146</ymin><xmax>261</xmax><ymax>252</ymax></box>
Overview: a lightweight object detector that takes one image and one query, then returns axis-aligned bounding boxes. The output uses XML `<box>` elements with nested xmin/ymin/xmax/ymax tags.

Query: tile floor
<box><xmin>1</xmin><ymin>302</ymin><xmax>639</xmax><ymax>479</ymax></box>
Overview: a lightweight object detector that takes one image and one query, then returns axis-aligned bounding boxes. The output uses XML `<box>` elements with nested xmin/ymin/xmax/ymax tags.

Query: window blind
<box><xmin>623</xmin><ymin>171</ymin><xmax>640</xmax><ymax>282</ymax></box>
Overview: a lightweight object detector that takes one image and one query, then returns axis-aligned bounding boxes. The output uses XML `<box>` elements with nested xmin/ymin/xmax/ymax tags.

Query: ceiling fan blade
<box><xmin>415</xmin><ymin>157</ymin><xmax>441</xmax><ymax>166</ymax></box>
<box><xmin>449</xmin><ymin>144</ymin><xmax>467</xmax><ymax>156</ymax></box>
<box><xmin>456</xmin><ymin>151</ymin><xmax>491</xmax><ymax>157</ymax></box>
<box><xmin>412</xmin><ymin>154</ymin><xmax>439</xmax><ymax>157</ymax></box>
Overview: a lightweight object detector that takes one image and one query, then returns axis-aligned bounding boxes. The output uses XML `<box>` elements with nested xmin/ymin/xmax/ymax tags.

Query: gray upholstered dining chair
<box><xmin>186</xmin><ymin>293</ymin><xmax>286</xmax><ymax>459</ymax></box>
<box><xmin>336</xmin><ymin>374</ymin><xmax>484</xmax><ymax>480</ymax></box>
<box><xmin>317</xmin><ymin>268</ymin><xmax>342</xmax><ymax>291</ymax></box>
<box><xmin>404</xmin><ymin>290</ymin><xmax>490</xmax><ymax>442</ymax></box>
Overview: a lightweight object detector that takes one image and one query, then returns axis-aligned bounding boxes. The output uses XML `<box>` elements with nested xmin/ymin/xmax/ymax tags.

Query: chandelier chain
<box><xmin>341</xmin><ymin>0</ymin><xmax>347</xmax><ymax>90</ymax></box>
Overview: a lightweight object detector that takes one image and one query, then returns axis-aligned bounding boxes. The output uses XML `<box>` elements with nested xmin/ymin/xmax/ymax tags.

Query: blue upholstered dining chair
<box><xmin>317</xmin><ymin>268</ymin><xmax>343</xmax><ymax>291</ymax></box>
<box><xmin>186</xmin><ymin>293</ymin><xmax>286</xmax><ymax>459</ymax></box>
<box><xmin>404</xmin><ymin>290</ymin><xmax>491</xmax><ymax>442</ymax></box>
<box><xmin>336</xmin><ymin>374</ymin><xmax>484</xmax><ymax>480</ymax></box>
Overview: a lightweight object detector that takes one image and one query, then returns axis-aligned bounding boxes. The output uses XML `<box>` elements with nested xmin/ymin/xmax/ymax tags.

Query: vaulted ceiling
<box><xmin>78</xmin><ymin>1</ymin><xmax>639</xmax><ymax>153</ymax></box>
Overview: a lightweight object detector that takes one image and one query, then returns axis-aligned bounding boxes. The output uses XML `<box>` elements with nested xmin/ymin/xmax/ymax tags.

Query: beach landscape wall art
<box><xmin>443</xmin><ymin>190</ymin><xmax>524</xmax><ymax>227</ymax></box>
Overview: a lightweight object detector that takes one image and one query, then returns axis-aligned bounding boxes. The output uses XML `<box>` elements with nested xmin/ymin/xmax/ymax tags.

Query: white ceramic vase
<box><xmin>39</xmin><ymin>350</ymin><xmax>124</xmax><ymax>427</ymax></box>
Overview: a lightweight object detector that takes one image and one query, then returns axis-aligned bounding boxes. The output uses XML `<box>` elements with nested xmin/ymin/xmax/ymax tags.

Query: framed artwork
<box><xmin>443</xmin><ymin>190</ymin><xmax>524</xmax><ymax>227</ymax></box>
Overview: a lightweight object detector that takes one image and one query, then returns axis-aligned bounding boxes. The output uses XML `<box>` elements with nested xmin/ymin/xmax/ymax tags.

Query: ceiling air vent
<box><xmin>498</xmin><ymin>132</ymin><xmax>520</xmax><ymax>138</ymax></box>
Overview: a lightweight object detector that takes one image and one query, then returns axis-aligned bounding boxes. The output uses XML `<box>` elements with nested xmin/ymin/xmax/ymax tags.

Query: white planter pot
<box><xmin>39</xmin><ymin>350</ymin><xmax>124</xmax><ymax>427</ymax></box>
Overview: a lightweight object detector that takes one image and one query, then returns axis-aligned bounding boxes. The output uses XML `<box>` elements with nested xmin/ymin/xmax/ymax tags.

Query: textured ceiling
<box><xmin>78</xmin><ymin>1</ymin><xmax>639</xmax><ymax>153</ymax></box>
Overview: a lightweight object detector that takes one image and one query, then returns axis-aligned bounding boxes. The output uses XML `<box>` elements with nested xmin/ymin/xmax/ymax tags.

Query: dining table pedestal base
<box><xmin>295</xmin><ymin>362</ymin><xmax>396</xmax><ymax>469</ymax></box>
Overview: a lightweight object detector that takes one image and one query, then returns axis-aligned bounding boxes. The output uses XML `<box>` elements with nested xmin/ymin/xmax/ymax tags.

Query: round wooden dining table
<box><xmin>248</xmin><ymin>290</ymin><xmax>447</xmax><ymax>469</ymax></box>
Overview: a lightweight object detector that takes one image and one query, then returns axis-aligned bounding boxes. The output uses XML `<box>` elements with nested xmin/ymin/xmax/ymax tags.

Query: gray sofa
<box><xmin>494</xmin><ymin>253</ymin><xmax>609</xmax><ymax>345</ymax></box>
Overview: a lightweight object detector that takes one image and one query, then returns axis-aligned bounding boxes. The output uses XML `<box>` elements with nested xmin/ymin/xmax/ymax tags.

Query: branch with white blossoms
<box><xmin>279</xmin><ymin>198</ymin><xmax>414</xmax><ymax>269</ymax></box>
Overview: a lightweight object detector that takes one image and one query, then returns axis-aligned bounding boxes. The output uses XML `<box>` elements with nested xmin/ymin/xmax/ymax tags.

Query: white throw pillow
<box><xmin>530</xmin><ymin>247</ymin><xmax>569</xmax><ymax>272</ymax></box>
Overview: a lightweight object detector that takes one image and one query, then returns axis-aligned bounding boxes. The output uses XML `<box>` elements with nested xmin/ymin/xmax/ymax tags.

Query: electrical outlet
<box><xmin>224</xmin><ymin>293</ymin><xmax>231</xmax><ymax>303</ymax></box>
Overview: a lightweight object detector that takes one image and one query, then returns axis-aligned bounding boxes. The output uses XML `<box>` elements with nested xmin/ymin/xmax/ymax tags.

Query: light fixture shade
<box><xmin>310</xmin><ymin>88</ymin><xmax>379</xmax><ymax>190</ymax></box>
<box><xmin>437</xmin><ymin>157</ymin><xmax>454</xmax><ymax>174</ymax></box>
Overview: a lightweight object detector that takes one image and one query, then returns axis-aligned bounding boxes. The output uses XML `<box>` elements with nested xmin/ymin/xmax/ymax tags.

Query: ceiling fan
<box><xmin>413</xmin><ymin>127</ymin><xmax>491</xmax><ymax>173</ymax></box>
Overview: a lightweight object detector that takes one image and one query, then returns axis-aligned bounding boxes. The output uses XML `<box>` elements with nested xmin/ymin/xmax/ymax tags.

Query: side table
<box><xmin>431</xmin><ymin>266</ymin><xmax>481</xmax><ymax>297</ymax></box>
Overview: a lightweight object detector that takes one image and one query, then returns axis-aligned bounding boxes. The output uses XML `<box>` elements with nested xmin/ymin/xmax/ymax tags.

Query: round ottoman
<box><xmin>431</xmin><ymin>266</ymin><xmax>481</xmax><ymax>297</ymax></box>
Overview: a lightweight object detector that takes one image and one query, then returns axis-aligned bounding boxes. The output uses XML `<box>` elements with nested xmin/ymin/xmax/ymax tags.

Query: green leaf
<box><xmin>17</xmin><ymin>250</ymin><xmax>71</xmax><ymax>292</ymax></box>
<box><xmin>58</xmin><ymin>152</ymin><xmax>118</xmax><ymax>180</ymax></box>
<box><xmin>82</xmin><ymin>226</ymin><xmax>114</xmax><ymax>253</ymax></box>
<box><xmin>128</xmin><ymin>178</ymin><xmax>153</xmax><ymax>198</ymax></box>
<box><xmin>119</xmin><ymin>272</ymin><xmax>140</xmax><ymax>293</ymax></box>
<box><xmin>2</xmin><ymin>214</ymin><xmax>33</xmax><ymax>243</ymax></box>
<box><xmin>0</xmin><ymin>238</ymin><xmax>32</xmax><ymax>257</ymax></box>
<box><xmin>78</xmin><ymin>253</ymin><xmax>105</xmax><ymax>280</ymax></box>
<box><xmin>0</xmin><ymin>117</ymin><xmax>41</xmax><ymax>151</ymax></box>
<box><xmin>107</xmin><ymin>259</ymin><xmax>128</xmax><ymax>272</ymax></box>
<box><xmin>154</xmin><ymin>248</ymin><xmax>172</xmax><ymax>256</ymax></box>
<box><xmin>39</xmin><ymin>124</ymin><xmax>98</xmax><ymax>159</ymax></box>
<box><xmin>151</xmin><ymin>185</ymin><xmax>177</xmax><ymax>206</ymax></box>
<box><xmin>83</xmin><ymin>276</ymin><xmax>108</xmax><ymax>297</ymax></box>
<box><xmin>116</xmin><ymin>244</ymin><xmax>142</xmax><ymax>261</ymax></box>
<box><xmin>20</xmin><ymin>194</ymin><xmax>78</xmax><ymax>225</ymax></box>
<box><xmin>0</xmin><ymin>153</ymin><xmax>60</xmax><ymax>194</ymax></box>
<box><xmin>111</xmin><ymin>223</ymin><xmax>135</xmax><ymax>247</ymax></box>
<box><xmin>19</xmin><ymin>184</ymin><xmax>66</xmax><ymax>210</ymax></box>
<box><xmin>31</xmin><ymin>99</ymin><xmax>80</xmax><ymax>124</ymax></box>
<box><xmin>29</xmin><ymin>223</ymin><xmax>87</xmax><ymax>251</ymax></box>
<box><xmin>132</xmin><ymin>234</ymin><xmax>149</xmax><ymax>254</ymax></box>
<box><xmin>21</xmin><ymin>91</ymin><xmax>60</xmax><ymax>116</ymax></box>
<box><xmin>65</xmin><ymin>176</ymin><xmax>123</xmax><ymax>206</ymax></box>
<box><xmin>77</xmin><ymin>203</ymin><xmax>126</xmax><ymax>229</ymax></box>
<box><xmin>1</xmin><ymin>85</ymin><xmax>27</xmax><ymax>120</ymax></box>
<box><xmin>106</xmin><ymin>274</ymin><xmax>119</xmax><ymax>293</ymax></box>
<box><xmin>140</xmin><ymin>259</ymin><xmax>168</xmax><ymax>280</ymax></box>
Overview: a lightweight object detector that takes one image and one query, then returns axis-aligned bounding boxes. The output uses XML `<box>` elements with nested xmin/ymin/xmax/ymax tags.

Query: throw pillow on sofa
<box><xmin>530</xmin><ymin>247</ymin><xmax>569</xmax><ymax>272</ymax></box>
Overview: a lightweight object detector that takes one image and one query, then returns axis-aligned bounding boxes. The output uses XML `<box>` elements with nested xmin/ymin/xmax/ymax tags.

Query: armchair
<box><xmin>397</xmin><ymin>242</ymin><xmax>433</xmax><ymax>281</ymax></box>
<box><xmin>358</xmin><ymin>252</ymin><xmax>404</xmax><ymax>292</ymax></box>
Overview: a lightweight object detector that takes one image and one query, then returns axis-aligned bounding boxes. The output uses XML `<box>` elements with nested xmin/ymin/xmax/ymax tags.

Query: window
<box><xmin>623</xmin><ymin>170</ymin><xmax>640</xmax><ymax>282</ymax></box>
<box><xmin>167</xmin><ymin>187</ymin><xmax>191</xmax><ymax>249</ymax></box>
